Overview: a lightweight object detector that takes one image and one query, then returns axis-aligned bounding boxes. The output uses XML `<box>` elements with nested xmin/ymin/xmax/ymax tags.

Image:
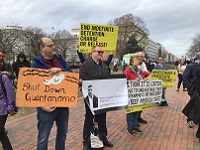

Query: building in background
<box><xmin>146</xmin><ymin>39</ymin><xmax>159</xmax><ymax>61</ymax></box>
<box><xmin>146</xmin><ymin>39</ymin><xmax>178</xmax><ymax>63</ymax></box>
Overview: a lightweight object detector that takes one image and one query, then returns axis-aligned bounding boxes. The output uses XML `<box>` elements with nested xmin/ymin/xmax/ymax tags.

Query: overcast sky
<box><xmin>1</xmin><ymin>0</ymin><xmax>200</xmax><ymax>58</ymax></box>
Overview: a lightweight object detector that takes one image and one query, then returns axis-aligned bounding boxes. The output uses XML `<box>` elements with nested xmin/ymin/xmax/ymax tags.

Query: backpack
<box><xmin>0</xmin><ymin>74</ymin><xmax>18</xmax><ymax>112</ymax></box>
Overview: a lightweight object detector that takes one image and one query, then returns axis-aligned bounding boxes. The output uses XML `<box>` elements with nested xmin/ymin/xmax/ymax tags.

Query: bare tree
<box><xmin>108</xmin><ymin>13</ymin><xmax>149</xmax><ymax>58</ymax></box>
<box><xmin>23</xmin><ymin>26</ymin><xmax>46</xmax><ymax>57</ymax></box>
<box><xmin>187</xmin><ymin>33</ymin><xmax>200</xmax><ymax>59</ymax></box>
<box><xmin>50</xmin><ymin>30</ymin><xmax>76</xmax><ymax>61</ymax></box>
<box><xmin>0</xmin><ymin>26</ymin><xmax>24</xmax><ymax>62</ymax></box>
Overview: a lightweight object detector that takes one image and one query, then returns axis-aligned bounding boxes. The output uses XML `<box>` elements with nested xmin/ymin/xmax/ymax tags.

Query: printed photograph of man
<box><xmin>84</xmin><ymin>85</ymin><xmax>98</xmax><ymax>108</ymax></box>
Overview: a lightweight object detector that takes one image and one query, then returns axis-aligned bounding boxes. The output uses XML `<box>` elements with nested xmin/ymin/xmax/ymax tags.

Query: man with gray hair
<box><xmin>137</xmin><ymin>52</ymin><xmax>149</xmax><ymax>73</ymax></box>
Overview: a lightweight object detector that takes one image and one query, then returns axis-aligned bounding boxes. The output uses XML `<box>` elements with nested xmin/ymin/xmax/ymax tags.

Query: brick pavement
<box><xmin>1</xmin><ymin>78</ymin><xmax>200</xmax><ymax>150</ymax></box>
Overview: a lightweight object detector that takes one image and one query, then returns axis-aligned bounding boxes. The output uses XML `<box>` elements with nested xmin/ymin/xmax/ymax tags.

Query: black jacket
<box><xmin>2</xmin><ymin>62</ymin><xmax>16</xmax><ymax>80</ymax></box>
<box><xmin>85</xmin><ymin>95</ymin><xmax>98</xmax><ymax>108</ymax></box>
<box><xmin>182</xmin><ymin>66</ymin><xmax>200</xmax><ymax>124</ymax></box>
<box><xmin>80</xmin><ymin>58</ymin><xmax>109</xmax><ymax>80</ymax></box>
<box><xmin>182</xmin><ymin>63</ymin><xmax>197</xmax><ymax>90</ymax></box>
<box><xmin>12</xmin><ymin>60</ymin><xmax>31</xmax><ymax>78</ymax></box>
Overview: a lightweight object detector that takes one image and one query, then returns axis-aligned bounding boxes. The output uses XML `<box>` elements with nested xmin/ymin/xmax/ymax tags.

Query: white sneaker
<box><xmin>187</xmin><ymin>121</ymin><xmax>193</xmax><ymax>128</ymax></box>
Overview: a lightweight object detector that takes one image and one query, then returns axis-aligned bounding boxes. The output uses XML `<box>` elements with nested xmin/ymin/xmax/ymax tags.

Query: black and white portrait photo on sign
<box><xmin>82</xmin><ymin>74</ymin><xmax>129</xmax><ymax>115</ymax></box>
<box><xmin>85</xmin><ymin>85</ymin><xmax>99</xmax><ymax>109</ymax></box>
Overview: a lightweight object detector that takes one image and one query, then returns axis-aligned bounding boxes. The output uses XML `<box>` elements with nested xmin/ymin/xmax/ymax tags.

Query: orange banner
<box><xmin>16</xmin><ymin>67</ymin><xmax>79</xmax><ymax>107</ymax></box>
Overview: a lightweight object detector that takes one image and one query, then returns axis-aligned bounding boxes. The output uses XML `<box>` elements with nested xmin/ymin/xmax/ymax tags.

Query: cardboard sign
<box><xmin>150</xmin><ymin>70</ymin><xmax>177</xmax><ymax>87</ymax></box>
<box><xmin>79</xmin><ymin>23</ymin><xmax>118</xmax><ymax>53</ymax></box>
<box><xmin>16</xmin><ymin>68</ymin><xmax>79</xmax><ymax>107</ymax></box>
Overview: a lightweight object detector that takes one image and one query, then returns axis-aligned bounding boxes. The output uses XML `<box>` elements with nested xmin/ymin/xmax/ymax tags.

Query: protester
<box><xmin>77</xmin><ymin>46</ymin><xmax>113</xmax><ymax>93</ymax></box>
<box><xmin>12</xmin><ymin>52</ymin><xmax>31</xmax><ymax>78</ymax></box>
<box><xmin>137</xmin><ymin>52</ymin><xmax>149</xmax><ymax>124</ymax></box>
<box><xmin>137</xmin><ymin>52</ymin><xmax>149</xmax><ymax>73</ymax></box>
<box><xmin>182</xmin><ymin>53</ymin><xmax>200</xmax><ymax>139</ymax></box>
<box><xmin>191</xmin><ymin>64</ymin><xmax>200</xmax><ymax>139</ymax></box>
<box><xmin>77</xmin><ymin>50</ymin><xmax>91</xmax><ymax>64</ymax></box>
<box><xmin>31</xmin><ymin>37</ymin><xmax>71</xmax><ymax>150</ymax></box>
<box><xmin>0</xmin><ymin>49</ymin><xmax>16</xmax><ymax>135</ymax></box>
<box><xmin>176</xmin><ymin>59</ymin><xmax>186</xmax><ymax>91</ymax></box>
<box><xmin>124</xmin><ymin>54</ymin><xmax>148</xmax><ymax>135</ymax></box>
<box><xmin>0</xmin><ymin>71</ymin><xmax>16</xmax><ymax>150</ymax></box>
<box><xmin>80</xmin><ymin>45</ymin><xmax>113</xmax><ymax>150</ymax></box>
<box><xmin>77</xmin><ymin>47</ymin><xmax>113</xmax><ymax>73</ymax></box>
<box><xmin>102</xmin><ymin>54</ymin><xmax>113</xmax><ymax>74</ymax></box>
<box><xmin>154</xmin><ymin>56</ymin><xmax>168</xmax><ymax>106</ymax></box>
<box><xmin>182</xmin><ymin>55</ymin><xmax>200</xmax><ymax>128</ymax></box>
<box><xmin>0</xmin><ymin>49</ymin><xmax>16</xmax><ymax>81</ymax></box>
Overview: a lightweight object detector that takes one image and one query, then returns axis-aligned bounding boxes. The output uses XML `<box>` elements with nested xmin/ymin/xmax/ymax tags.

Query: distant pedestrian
<box><xmin>122</xmin><ymin>59</ymin><xmax>127</xmax><ymax>72</ymax></box>
<box><xmin>113</xmin><ymin>60</ymin><xmax>118</xmax><ymax>72</ymax></box>
<box><xmin>175</xmin><ymin>60</ymin><xmax>179</xmax><ymax>70</ymax></box>
<box><xmin>12</xmin><ymin>52</ymin><xmax>31</xmax><ymax>78</ymax></box>
<box><xmin>176</xmin><ymin>59</ymin><xmax>186</xmax><ymax>92</ymax></box>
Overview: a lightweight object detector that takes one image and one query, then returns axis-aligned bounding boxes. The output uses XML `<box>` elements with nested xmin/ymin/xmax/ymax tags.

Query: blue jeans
<box><xmin>126</xmin><ymin>111</ymin><xmax>139</xmax><ymax>129</ymax></box>
<box><xmin>37</xmin><ymin>108</ymin><xmax>69</xmax><ymax>150</ymax></box>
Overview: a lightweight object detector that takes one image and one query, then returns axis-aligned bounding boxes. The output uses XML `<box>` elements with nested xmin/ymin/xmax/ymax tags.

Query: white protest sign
<box><xmin>127</xmin><ymin>80</ymin><xmax>162</xmax><ymax>106</ymax></box>
<box><xmin>82</xmin><ymin>75</ymin><xmax>129</xmax><ymax>115</ymax></box>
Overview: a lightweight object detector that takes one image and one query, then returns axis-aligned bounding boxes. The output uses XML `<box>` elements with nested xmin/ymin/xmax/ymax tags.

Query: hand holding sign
<box><xmin>41</xmin><ymin>106</ymin><xmax>56</xmax><ymax>112</ymax></box>
<box><xmin>49</xmin><ymin>67</ymin><xmax>62</xmax><ymax>75</ymax></box>
<box><xmin>8</xmin><ymin>111</ymin><xmax>17</xmax><ymax>116</ymax></box>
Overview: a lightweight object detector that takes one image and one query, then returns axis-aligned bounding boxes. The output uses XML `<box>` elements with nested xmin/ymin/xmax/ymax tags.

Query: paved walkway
<box><xmin>1</xmin><ymin>78</ymin><xmax>200</xmax><ymax>150</ymax></box>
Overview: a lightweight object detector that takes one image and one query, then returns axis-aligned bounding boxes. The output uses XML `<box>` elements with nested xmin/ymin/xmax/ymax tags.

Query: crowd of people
<box><xmin>1</xmin><ymin>37</ymin><xmax>200</xmax><ymax>150</ymax></box>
